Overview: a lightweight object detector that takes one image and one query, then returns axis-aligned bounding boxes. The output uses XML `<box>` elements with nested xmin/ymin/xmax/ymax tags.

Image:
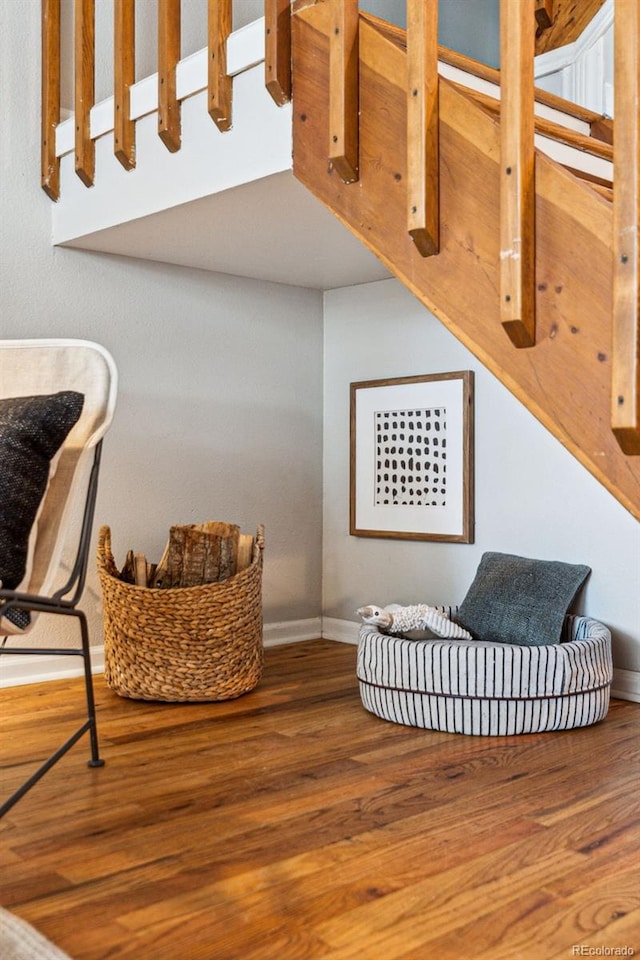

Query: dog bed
<box><xmin>357</xmin><ymin>611</ymin><xmax>613</xmax><ymax>736</ymax></box>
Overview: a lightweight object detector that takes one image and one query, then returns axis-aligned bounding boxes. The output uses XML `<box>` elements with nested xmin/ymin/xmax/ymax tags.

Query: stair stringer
<box><xmin>291</xmin><ymin>7</ymin><xmax>640</xmax><ymax>523</ymax></box>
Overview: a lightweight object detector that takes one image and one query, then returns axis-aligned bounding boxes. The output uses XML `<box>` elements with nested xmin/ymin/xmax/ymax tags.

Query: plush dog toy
<box><xmin>357</xmin><ymin>603</ymin><xmax>473</xmax><ymax>640</ymax></box>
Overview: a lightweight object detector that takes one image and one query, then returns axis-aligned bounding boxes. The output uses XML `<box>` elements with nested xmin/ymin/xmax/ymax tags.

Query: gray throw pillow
<box><xmin>0</xmin><ymin>391</ymin><xmax>84</xmax><ymax>629</ymax></box>
<box><xmin>453</xmin><ymin>552</ymin><xmax>591</xmax><ymax>646</ymax></box>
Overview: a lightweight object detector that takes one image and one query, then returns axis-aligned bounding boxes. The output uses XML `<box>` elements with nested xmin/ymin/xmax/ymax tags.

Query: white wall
<box><xmin>0</xmin><ymin>0</ymin><xmax>324</xmax><ymax>654</ymax></box>
<box><xmin>534</xmin><ymin>0</ymin><xmax>614</xmax><ymax>117</ymax></box>
<box><xmin>323</xmin><ymin>280</ymin><xmax>640</xmax><ymax>680</ymax></box>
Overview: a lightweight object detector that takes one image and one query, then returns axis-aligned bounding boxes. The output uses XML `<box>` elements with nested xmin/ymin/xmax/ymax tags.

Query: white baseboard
<box><xmin>263</xmin><ymin>618</ymin><xmax>322</xmax><ymax>647</ymax></box>
<box><xmin>322</xmin><ymin>617</ymin><xmax>359</xmax><ymax>645</ymax></box>
<box><xmin>0</xmin><ymin>647</ymin><xmax>106</xmax><ymax>688</ymax></box>
<box><xmin>0</xmin><ymin>619</ymin><xmax>323</xmax><ymax>687</ymax></box>
<box><xmin>611</xmin><ymin>668</ymin><xmax>640</xmax><ymax>704</ymax></box>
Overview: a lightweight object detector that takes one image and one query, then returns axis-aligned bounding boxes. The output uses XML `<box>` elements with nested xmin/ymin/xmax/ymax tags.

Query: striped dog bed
<box><xmin>357</xmin><ymin>612</ymin><xmax>613</xmax><ymax>736</ymax></box>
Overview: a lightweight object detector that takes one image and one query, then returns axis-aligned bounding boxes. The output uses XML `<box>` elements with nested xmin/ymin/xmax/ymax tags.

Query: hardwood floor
<box><xmin>1</xmin><ymin>639</ymin><xmax>639</xmax><ymax>960</ymax></box>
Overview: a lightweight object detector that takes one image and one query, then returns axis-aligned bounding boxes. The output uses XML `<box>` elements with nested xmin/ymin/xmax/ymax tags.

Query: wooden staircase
<box><xmin>289</xmin><ymin>2</ymin><xmax>640</xmax><ymax>521</ymax></box>
<box><xmin>40</xmin><ymin>0</ymin><xmax>640</xmax><ymax>521</ymax></box>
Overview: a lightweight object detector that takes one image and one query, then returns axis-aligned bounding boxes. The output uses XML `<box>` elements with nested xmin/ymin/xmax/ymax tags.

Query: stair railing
<box><xmin>499</xmin><ymin>0</ymin><xmax>536</xmax><ymax>349</ymax></box>
<box><xmin>208</xmin><ymin>0</ymin><xmax>232</xmax><ymax>132</ymax></box>
<box><xmin>328</xmin><ymin>0</ymin><xmax>359</xmax><ymax>184</ymax></box>
<box><xmin>406</xmin><ymin>0</ymin><xmax>439</xmax><ymax>258</ymax></box>
<box><xmin>41</xmin><ymin>0</ymin><xmax>60</xmax><ymax>200</ymax></box>
<box><xmin>74</xmin><ymin>0</ymin><xmax>96</xmax><ymax>187</ymax></box>
<box><xmin>612</xmin><ymin>0</ymin><xmax>640</xmax><ymax>454</ymax></box>
<box><xmin>266</xmin><ymin>0</ymin><xmax>292</xmax><ymax>105</ymax></box>
<box><xmin>158</xmin><ymin>0</ymin><xmax>181</xmax><ymax>151</ymax></box>
<box><xmin>39</xmin><ymin>0</ymin><xmax>294</xmax><ymax>201</ymax></box>
<box><xmin>39</xmin><ymin>0</ymin><xmax>639</xmax><ymax>453</ymax></box>
<box><xmin>114</xmin><ymin>0</ymin><xmax>135</xmax><ymax>170</ymax></box>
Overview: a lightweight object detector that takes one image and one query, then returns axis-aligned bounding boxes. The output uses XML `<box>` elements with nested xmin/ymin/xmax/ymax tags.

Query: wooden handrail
<box><xmin>265</xmin><ymin>0</ymin><xmax>292</xmax><ymax>106</ymax></box>
<box><xmin>74</xmin><ymin>0</ymin><xmax>95</xmax><ymax>187</ymax></box>
<box><xmin>360</xmin><ymin>13</ymin><xmax>610</xmax><ymax>136</ymax></box>
<box><xmin>114</xmin><ymin>0</ymin><xmax>135</xmax><ymax>171</ymax></box>
<box><xmin>438</xmin><ymin>44</ymin><xmax>613</xmax><ymax>143</ymax></box>
<box><xmin>612</xmin><ymin>0</ymin><xmax>640</xmax><ymax>454</ymax></box>
<box><xmin>406</xmin><ymin>0</ymin><xmax>439</xmax><ymax>258</ymax></box>
<box><xmin>328</xmin><ymin>0</ymin><xmax>359</xmax><ymax>184</ymax></box>
<box><xmin>500</xmin><ymin>0</ymin><xmax>536</xmax><ymax>349</ymax></box>
<box><xmin>208</xmin><ymin>0</ymin><xmax>232</xmax><ymax>132</ymax></box>
<box><xmin>41</xmin><ymin>0</ymin><xmax>60</xmax><ymax>201</ymax></box>
<box><xmin>448</xmin><ymin>82</ymin><xmax>613</xmax><ymax>164</ymax></box>
<box><xmin>158</xmin><ymin>0</ymin><xmax>181</xmax><ymax>152</ymax></box>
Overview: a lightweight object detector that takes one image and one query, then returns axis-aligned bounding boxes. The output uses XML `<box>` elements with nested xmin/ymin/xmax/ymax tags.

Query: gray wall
<box><xmin>439</xmin><ymin>0</ymin><xmax>499</xmax><ymax>67</ymax></box>
<box><xmin>361</xmin><ymin>0</ymin><xmax>500</xmax><ymax>67</ymax></box>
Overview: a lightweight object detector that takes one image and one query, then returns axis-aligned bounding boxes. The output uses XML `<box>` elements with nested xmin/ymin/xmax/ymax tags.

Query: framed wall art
<box><xmin>350</xmin><ymin>371</ymin><xmax>474</xmax><ymax>542</ymax></box>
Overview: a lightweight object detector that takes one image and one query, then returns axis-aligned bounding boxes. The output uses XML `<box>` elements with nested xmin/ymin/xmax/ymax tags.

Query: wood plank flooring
<box><xmin>1</xmin><ymin>639</ymin><xmax>639</xmax><ymax>959</ymax></box>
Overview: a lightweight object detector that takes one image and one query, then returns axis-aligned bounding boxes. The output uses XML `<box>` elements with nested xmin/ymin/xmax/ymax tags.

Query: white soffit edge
<box><xmin>52</xmin><ymin>15</ymin><xmax>390</xmax><ymax>290</ymax></box>
<box><xmin>60</xmin><ymin>170</ymin><xmax>392</xmax><ymax>290</ymax></box>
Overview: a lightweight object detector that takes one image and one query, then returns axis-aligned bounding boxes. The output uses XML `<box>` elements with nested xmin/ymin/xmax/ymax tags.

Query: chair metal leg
<box><xmin>0</xmin><ymin>719</ymin><xmax>96</xmax><ymax>817</ymax></box>
<box><xmin>76</xmin><ymin>607</ymin><xmax>105</xmax><ymax>768</ymax></box>
<box><xmin>0</xmin><ymin>610</ymin><xmax>105</xmax><ymax>818</ymax></box>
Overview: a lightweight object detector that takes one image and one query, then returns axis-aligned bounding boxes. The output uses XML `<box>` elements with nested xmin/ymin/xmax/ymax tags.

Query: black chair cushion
<box><xmin>0</xmin><ymin>391</ymin><xmax>84</xmax><ymax>628</ymax></box>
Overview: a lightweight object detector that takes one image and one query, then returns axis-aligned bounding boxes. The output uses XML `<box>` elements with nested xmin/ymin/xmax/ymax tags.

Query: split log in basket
<box><xmin>119</xmin><ymin>521</ymin><xmax>254</xmax><ymax>589</ymax></box>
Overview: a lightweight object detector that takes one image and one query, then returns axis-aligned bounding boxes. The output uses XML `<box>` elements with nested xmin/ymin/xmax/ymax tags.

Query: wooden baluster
<box><xmin>74</xmin><ymin>0</ymin><xmax>95</xmax><ymax>187</ymax></box>
<box><xmin>265</xmin><ymin>0</ymin><xmax>292</xmax><ymax>106</ymax></box>
<box><xmin>41</xmin><ymin>0</ymin><xmax>61</xmax><ymax>200</ymax></box>
<box><xmin>208</xmin><ymin>0</ymin><xmax>232</xmax><ymax>131</ymax></box>
<box><xmin>407</xmin><ymin>0</ymin><xmax>439</xmax><ymax>258</ymax></box>
<box><xmin>329</xmin><ymin>0</ymin><xmax>359</xmax><ymax>184</ymax></box>
<box><xmin>114</xmin><ymin>0</ymin><xmax>135</xmax><ymax>170</ymax></box>
<box><xmin>500</xmin><ymin>0</ymin><xmax>536</xmax><ymax>348</ymax></box>
<box><xmin>158</xmin><ymin>0</ymin><xmax>181</xmax><ymax>152</ymax></box>
<box><xmin>612</xmin><ymin>0</ymin><xmax>640</xmax><ymax>453</ymax></box>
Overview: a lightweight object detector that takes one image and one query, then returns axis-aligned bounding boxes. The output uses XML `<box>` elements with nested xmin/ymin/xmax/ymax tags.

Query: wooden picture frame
<box><xmin>350</xmin><ymin>371</ymin><xmax>474</xmax><ymax>542</ymax></box>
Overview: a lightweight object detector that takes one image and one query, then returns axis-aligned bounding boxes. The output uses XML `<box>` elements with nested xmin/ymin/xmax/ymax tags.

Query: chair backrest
<box><xmin>1</xmin><ymin>339</ymin><xmax>118</xmax><ymax>634</ymax></box>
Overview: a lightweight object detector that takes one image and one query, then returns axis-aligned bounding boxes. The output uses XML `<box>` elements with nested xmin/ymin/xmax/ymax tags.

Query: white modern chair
<box><xmin>0</xmin><ymin>339</ymin><xmax>118</xmax><ymax>816</ymax></box>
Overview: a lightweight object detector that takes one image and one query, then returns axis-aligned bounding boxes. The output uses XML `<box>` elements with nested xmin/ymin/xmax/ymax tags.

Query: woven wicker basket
<box><xmin>97</xmin><ymin>524</ymin><xmax>264</xmax><ymax>702</ymax></box>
